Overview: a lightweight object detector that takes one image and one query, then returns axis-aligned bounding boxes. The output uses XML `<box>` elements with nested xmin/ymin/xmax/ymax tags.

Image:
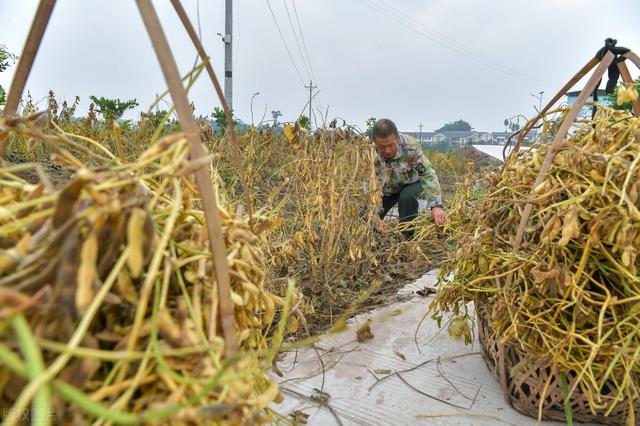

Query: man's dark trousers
<box><xmin>379</xmin><ymin>180</ymin><xmax>423</xmax><ymax>239</ymax></box>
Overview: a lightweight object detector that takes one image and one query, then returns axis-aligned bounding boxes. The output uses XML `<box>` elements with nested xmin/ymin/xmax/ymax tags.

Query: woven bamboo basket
<box><xmin>475</xmin><ymin>301</ymin><xmax>638</xmax><ymax>425</ymax></box>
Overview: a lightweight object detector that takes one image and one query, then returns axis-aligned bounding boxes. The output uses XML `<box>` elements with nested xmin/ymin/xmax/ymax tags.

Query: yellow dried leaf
<box><xmin>447</xmin><ymin>316</ymin><xmax>470</xmax><ymax>342</ymax></box>
<box><xmin>283</xmin><ymin>125</ymin><xmax>295</xmax><ymax>143</ymax></box>
<box><xmin>253</xmin><ymin>382</ymin><xmax>281</xmax><ymax>409</ymax></box>
<box><xmin>287</xmin><ymin>317</ymin><xmax>299</xmax><ymax>333</ymax></box>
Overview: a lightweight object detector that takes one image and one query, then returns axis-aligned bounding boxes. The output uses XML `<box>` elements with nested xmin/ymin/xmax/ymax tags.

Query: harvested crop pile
<box><xmin>431</xmin><ymin>105</ymin><xmax>640</xmax><ymax>421</ymax></box>
<box><xmin>0</xmin><ymin>115</ymin><xmax>295</xmax><ymax>425</ymax></box>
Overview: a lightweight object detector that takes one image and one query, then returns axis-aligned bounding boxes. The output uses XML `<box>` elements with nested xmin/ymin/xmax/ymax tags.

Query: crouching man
<box><xmin>372</xmin><ymin>118</ymin><xmax>448</xmax><ymax>238</ymax></box>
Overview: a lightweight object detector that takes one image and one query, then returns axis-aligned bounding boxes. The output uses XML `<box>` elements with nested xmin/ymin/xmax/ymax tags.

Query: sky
<box><xmin>1</xmin><ymin>0</ymin><xmax>639</xmax><ymax>132</ymax></box>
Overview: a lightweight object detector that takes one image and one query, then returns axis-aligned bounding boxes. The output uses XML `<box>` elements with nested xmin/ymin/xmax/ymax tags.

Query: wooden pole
<box><xmin>1</xmin><ymin>0</ymin><xmax>57</xmax><ymax>158</ymax></box>
<box><xmin>617</xmin><ymin>60</ymin><xmax>640</xmax><ymax>115</ymax></box>
<box><xmin>512</xmin><ymin>51</ymin><xmax>615</xmax><ymax>254</ymax></box>
<box><xmin>169</xmin><ymin>0</ymin><xmax>254</xmax><ymax>226</ymax></box>
<box><xmin>136</xmin><ymin>0</ymin><xmax>238</xmax><ymax>356</ymax></box>
<box><xmin>502</xmin><ymin>57</ymin><xmax>600</xmax><ymax>166</ymax></box>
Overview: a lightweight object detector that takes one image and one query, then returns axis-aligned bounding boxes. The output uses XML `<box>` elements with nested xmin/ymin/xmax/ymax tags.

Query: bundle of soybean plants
<box><xmin>431</xmin><ymin>105</ymin><xmax>640</xmax><ymax>421</ymax></box>
<box><xmin>0</xmin><ymin>112</ymin><xmax>298</xmax><ymax>425</ymax></box>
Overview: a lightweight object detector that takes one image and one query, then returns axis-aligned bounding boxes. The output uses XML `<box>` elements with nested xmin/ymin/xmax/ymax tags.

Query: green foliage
<box><xmin>435</xmin><ymin>119</ymin><xmax>472</xmax><ymax>132</ymax></box>
<box><xmin>271</xmin><ymin>110</ymin><xmax>282</xmax><ymax>127</ymax></box>
<box><xmin>365</xmin><ymin>117</ymin><xmax>377</xmax><ymax>131</ymax></box>
<box><xmin>424</xmin><ymin>142</ymin><xmax>455</xmax><ymax>153</ymax></box>
<box><xmin>211</xmin><ymin>107</ymin><xmax>237</xmax><ymax>135</ymax></box>
<box><xmin>0</xmin><ymin>44</ymin><xmax>17</xmax><ymax>73</ymax></box>
<box><xmin>140</xmin><ymin>109</ymin><xmax>172</xmax><ymax>128</ymax></box>
<box><xmin>297</xmin><ymin>115</ymin><xmax>310</xmax><ymax>130</ymax></box>
<box><xmin>608</xmin><ymin>79</ymin><xmax>640</xmax><ymax>111</ymax></box>
<box><xmin>89</xmin><ymin>95</ymin><xmax>139</xmax><ymax>122</ymax></box>
<box><xmin>0</xmin><ymin>44</ymin><xmax>17</xmax><ymax>105</ymax></box>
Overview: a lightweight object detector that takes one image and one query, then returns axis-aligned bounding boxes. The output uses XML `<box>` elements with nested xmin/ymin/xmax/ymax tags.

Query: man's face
<box><xmin>375</xmin><ymin>134</ymin><xmax>398</xmax><ymax>159</ymax></box>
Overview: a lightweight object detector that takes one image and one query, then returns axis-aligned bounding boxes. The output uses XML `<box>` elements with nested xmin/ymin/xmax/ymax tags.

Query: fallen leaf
<box><xmin>356</xmin><ymin>322</ymin><xmax>373</xmax><ymax>342</ymax></box>
<box><xmin>416</xmin><ymin>287</ymin><xmax>436</xmax><ymax>297</ymax></box>
<box><xmin>290</xmin><ymin>410</ymin><xmax>309</xmax><ymax>424</ymax></box>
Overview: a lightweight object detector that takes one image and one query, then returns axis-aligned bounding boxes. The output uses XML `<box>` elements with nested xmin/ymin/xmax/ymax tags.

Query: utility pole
<box><xmin>304</xmin><ymin>80</ymin><xmax>317</xmax><ymax>126</ymax></box>
<box><xmin>418</xmin><ymin>123</ymin><xmax>424</xmax><ymax>144</ymax></box>
<box><xmin>224</xmin><ymin>0</ymin><xmax>233</xmax><ymax>110</ymax></box>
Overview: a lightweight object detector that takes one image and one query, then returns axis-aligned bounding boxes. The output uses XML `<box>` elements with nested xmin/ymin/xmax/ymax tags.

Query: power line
<box><xmin>356</xmin><ymin>0</ymin><xmax>551</xmax><ymax>87</ymax></box>
<box><xmin>358</xmin><ymin>0</ymin><xmax>528</xmax><ymax>82</ymax></box>
<box><xmin>282</xmin><ymin>0</ymin><xmax>312</xmax><ymax>81</ymax></box>
<box><xmin>291</xmin><ymin>0</ymin><xmax>317</xmax><ymax>83</ymax></box>
<box><xmin>265</xmin><ymin>0</ymin><xmax>305</xmax><ymax>85</ymax></box>
<box><xmin>371</xmin><ymin>0</ymin><xmax>538</xmax><ymax>83</ymax></box>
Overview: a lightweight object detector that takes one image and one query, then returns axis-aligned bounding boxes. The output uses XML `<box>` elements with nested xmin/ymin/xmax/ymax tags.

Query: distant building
<box><xmin>401</xmin><ymin>129</ymin><xmax>537</xmax><ymax>147</ymax></box>
<box><xmin>566</xmin><ymin>88</ymin><xmax>613</xmax><ymax>119</ymax></box>
<box><xmin>565</xmin><ymin>89</ymin><xmax>611</xmax><ymax>106</ymax></box>
<box><xmin>403</xmin><ymin>131</ymin><xmax>434</xmax><ymax>144</ymax></box>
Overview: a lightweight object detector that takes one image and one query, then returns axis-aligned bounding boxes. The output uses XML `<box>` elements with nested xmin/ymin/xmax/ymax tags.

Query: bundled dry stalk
<box><xmin>432</xmin><ymin>105</ymin><xmax>640</xmax><ymax>422</ymax></box>
<box><xmin>401</xmin><ymin>165</ymin><xmax>480</xmax><ymax>260</ymax></box>
<box><xmin>0</xmin><ymin>115</ymin><xmax>298</xmax><ymax>425</ymax></box>
<box><xmin>208</xmin><ymin>125</ymin><xmax>432</xmax><ymax>331</ymax></box>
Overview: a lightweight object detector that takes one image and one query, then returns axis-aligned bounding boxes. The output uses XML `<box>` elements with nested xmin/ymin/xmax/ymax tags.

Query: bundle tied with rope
<box><xmin>0</xmin><ymin>115</ymin><xmax>299</xmax><ymax>425</ymax></box>
<box><xmin>431</xmin><ymin>40</ymin><xmax>640</xmax><ymax>425</ymax></box>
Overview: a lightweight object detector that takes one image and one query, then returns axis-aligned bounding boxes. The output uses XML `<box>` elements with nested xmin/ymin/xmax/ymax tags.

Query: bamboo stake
<box><xmin>0</xmin><ymin>0</ymin><xmax>57</xmax><ymax>159</ymax></box>
<box><xmin>623</xmin><ymin>51</ymin><xmax>640</xmax><ymax>70</ymax></box>
<box><xmin>617</xmin><ymin>60</ymin><xmax>640</xmax><ymax>115</ymax></box>
<box><xmin>502</xmin><ymin>57</ymin><xmax>600</xmax><ymax>166</ymax></box>
<box><xmin>136</xmin><ymin>0</ymin><xmax>238</xmax><ymax>357</ymax></box>
<box><xmin>511</xmin><ymin>51</ymin><xmax>615</xmax><ymax>255</ymax></box>
<box><xmin>170</xmin><ymin>0</ymin><xmax>254</xmax><ymax>227</ymax></box>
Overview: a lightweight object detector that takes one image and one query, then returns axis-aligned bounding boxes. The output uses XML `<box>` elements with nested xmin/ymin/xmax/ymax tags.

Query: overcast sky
<box><xmin>2</xmin><ymin>0</ymin><xmax>639</xmax><ymax>132</ymax></box>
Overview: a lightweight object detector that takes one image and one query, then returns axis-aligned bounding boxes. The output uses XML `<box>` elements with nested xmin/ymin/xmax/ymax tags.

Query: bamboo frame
<box><xmin>0</xmin><ymin>0</ymin><xmax>57</xmax><ymax>158</ymax></box>
<box><xmin>1</xmin><ymin>0</ymin><xmax>239</xmax><ymax>357</ymax></box>
<box><xmin>501</xmin><ymin>57</ymin><xmax>600</xmax><ymax>165</ymax></box>
<box><xmin>617</xmin><ymin>60</ymin><xmax>640</xmax><ymax>115</ymax></box>
<box><xmin>511</xmin><ymin>51</ymin><xmax>616</xmax><ymax>253</ymax></box>
<box><xmin>135</xmin><ymin>0</ymin><xmax>238</xmax><ymax>357</ymax></box>
<box><xmin>170</xmin><ymin>0</ymin><xmax>254</xmax><ymax>227</ymax></box>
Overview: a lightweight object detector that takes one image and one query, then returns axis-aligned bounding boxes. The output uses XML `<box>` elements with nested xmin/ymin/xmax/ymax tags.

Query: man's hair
<box><xmin>372</xmin><ymin>118</ymin><xmax>398</xmax><ymax>140</ymax></box>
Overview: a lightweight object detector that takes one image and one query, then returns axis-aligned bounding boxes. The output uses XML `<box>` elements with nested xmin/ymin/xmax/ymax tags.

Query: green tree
<box><xmin>366</xmin><ymin>117</ymin><xmax>377</xmax><ymax>131</ymax></box>
<box><xmin>140</xmin><ymin>109</ymin><xmax>172</xmax><ymax>128</ymax></box>
<box><xmin>89</xmin><ymin>95</ymin><xmax>139</xmax><ymax>122</ymax></box>
<box><xmin>297</xmin><ymin>115</ymin><xmax>310</xmax><ymax>130</ymax></box>
<box><xmin>608</xmin><ymin>80</ymin><xmax>640</xmax><ymax>111</ymax></box>
<box><xmin>0</xmin><ymin>45</ymin><xmax>18</xmax><ymax>105</ymax></box>
<box><xmin>435</xmin><ymin>119</ymin><xmax>472</xmax><ymax>132</ymax></box>
<box><xmin>211</xmin><ymin>106</ymin><xmax>237</xmax><ymax>135</ymax></box>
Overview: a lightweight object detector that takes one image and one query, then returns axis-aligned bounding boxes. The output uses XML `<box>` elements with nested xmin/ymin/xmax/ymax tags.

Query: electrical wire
<box><xmin>265</xmin><ymin>0</ymin><xmax>306</xmax><ymax>85</ymax></box>
<box><xmin>282</xmin><ymin>0</ymin><xmax>312</xmax><ymax>82</ymax></box>
<box><xmin>292</xmin><ymin>0</ymin><xmax>317</xmax><ymax>83</ymax></box>
<box><xmin>358</xmin><ymin>0</ymin><xmax>528</xmax><ymax>82</ymax></box>
<box><xmin>371</xmin><ymin>0</ymin><xmax>538</xmax><ymax>83</ymax></box>
<box><xmin>356</xmin><ymin>0</ymin><xmax>551</xmax><ymax>87</ymax></box>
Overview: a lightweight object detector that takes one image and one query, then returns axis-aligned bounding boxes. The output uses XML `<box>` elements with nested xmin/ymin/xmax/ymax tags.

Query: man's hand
<box><xmin>431</xmin><ymin>207</ymin><xmax>449</xmax><ymax>226</ymax></box>
<box><xmin>374</xmin><ymin>216</ymin><xmax>390</xmax><ymax>234</ymax></box>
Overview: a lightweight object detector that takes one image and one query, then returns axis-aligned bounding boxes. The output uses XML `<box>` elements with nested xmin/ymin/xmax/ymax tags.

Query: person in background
<box><xmin>372</xmin><ymin>118</ymin><xmax>448</xmax><ymax>238</ymax></box>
